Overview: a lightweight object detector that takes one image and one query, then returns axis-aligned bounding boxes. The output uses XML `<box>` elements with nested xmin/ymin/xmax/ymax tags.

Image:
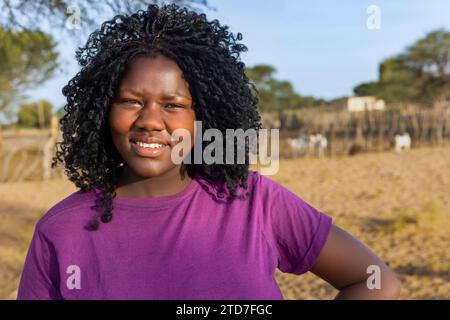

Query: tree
<box><xmin>245</xmin><ymin>64</ymin><xmax>325</xmax><ymax>112</ymax></box>
<box><xmin>354</xmin><ymin>57</ymin><xmax>421</xmax><ymax>103</ymax></box>
<box><xmin>354</xmin><ymin>29</ymin><xmax>450</xmax><ymax>104</ymax></box>
<box><xmin>0</xmin><ymin>27</ymin><xmax>58</xmax><ymax>122</ymax></box>
<box><xmin>17</xmin><ymin>100</ymin><xmax>54</xmax><ymax>128</ymax></box>
<box><xmin>245</xmin><ymin>64</ymin><xmax>277</xmax><ymax>90</ymax></box>
<box><xmin>0</xmin><ymin>0</ymin><xmax>211</xmax><ymax>36</ymax></box>
<box><xmin>405</xmin><ymin>29</ymin><xmax>450</xmax><ymax>81</ymax></box>
<box><xmin>404</xmin><ymin>29</ymin><xmax>450</xmax><ymax>101</ymax></box>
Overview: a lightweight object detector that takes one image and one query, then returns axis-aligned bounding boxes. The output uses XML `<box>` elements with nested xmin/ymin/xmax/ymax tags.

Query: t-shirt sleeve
<box><xmin>259</xmin><ymin>174</ymin><xmax>333</xmax><ymax>275</ymax></box>
<box><xmin>17</xmin><ymin>220</ymin><xmax>62</xmax><ymax>300</ymax></box>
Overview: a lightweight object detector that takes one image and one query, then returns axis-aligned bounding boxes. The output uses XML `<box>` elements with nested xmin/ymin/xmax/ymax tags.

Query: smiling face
<box><xmin>109</xmin><ymin>54</ymin><xmax>196</xmax><ymax>179</ymax></box>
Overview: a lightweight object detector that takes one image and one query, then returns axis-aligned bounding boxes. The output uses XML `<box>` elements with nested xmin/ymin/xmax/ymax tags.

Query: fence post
<box><xmin>42</xmin><ymin>114</ymin><xmax>59</xmax><ymax>180</ymax></box>
<box><xmin>0</xmin><ymin>122</ymin><xmax>3</xmax><ymax>151</ymax></box>
<box><xmin>377</xmin><ymin>111</ymin><xmax>385</xmax><ymax>152</ymax></box>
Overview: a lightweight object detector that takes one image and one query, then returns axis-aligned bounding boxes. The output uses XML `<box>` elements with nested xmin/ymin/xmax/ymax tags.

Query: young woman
<box><xmin>17</xmin><ymin>4</ymin><xmax>400</xmax><ymax>300</ymax></box>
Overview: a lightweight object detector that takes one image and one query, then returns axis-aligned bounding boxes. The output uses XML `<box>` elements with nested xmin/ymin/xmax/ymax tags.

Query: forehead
<box><xmin>118</xmin><ymin>55</ymin><xmax>190</xmax><ymax>96</ymax></box>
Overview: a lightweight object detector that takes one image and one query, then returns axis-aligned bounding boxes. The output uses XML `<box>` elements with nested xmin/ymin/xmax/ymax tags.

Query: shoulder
<box><xmin>246</xmin><ymin>170</ymin><xmax>320</xmax><ymax>213</ymax></box>
<box><xmin>35</xmin><ymin>189</ymin><xmax>97</xmax><ymax>237</ymax></box>
<box><xmin>200</xmin><ymin>170</ymin><xmax>282</xmax><ymax>200</ymax></box>
<box><xmin>246</xmin><ymin>170</ymin><xmax>288</xmax><ymax>196</ymax></box>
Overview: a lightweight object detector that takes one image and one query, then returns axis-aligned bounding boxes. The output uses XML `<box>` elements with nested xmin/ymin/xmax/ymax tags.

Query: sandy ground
<box><xmin>0</xmin><ymin>145</ymin><xmax>449</xmax><ymax>299</ymax></box>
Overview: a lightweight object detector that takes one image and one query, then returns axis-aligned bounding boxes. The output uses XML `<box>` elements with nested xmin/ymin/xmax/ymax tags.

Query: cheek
<box><xmin>182</xmin><ymin>110</ymin><xmax>196</xmax><ymax>135</ymax></box>
<box><xmin>182</xmin><ymin>112</ymin><xmax>196</xmax><ymax>146</ymax></box>
<box><xmin>109</xmin><ymin>109</ymin><xmax>134</xmax><ymax>134</ymax></box>
<box><xmin>166</xmin><ymin>111</ymin><xmax>196</xmax><ymax>143</ymax></box>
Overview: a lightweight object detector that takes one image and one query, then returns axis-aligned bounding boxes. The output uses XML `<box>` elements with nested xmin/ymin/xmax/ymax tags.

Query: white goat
<box><xmin>394</xmin><ymin>133</ymin><xmax>411</xmax><ymax>152</ymax></box>
<box><xmin>288</xmin><ymin>136</ymin><xmax>309</xmax><ymax>157</ymax></box>
<box><xmin>309</xmin><ymin>133</ymin><xmax>328</xmax><ymax>157</ymax></box>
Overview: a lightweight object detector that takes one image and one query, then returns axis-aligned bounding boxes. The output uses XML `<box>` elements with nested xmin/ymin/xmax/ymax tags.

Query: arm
<box><xmin>17</xmin><ymin>223</ymin><xmax>62</xmax><ymax>300</ymax></box>
<box><xmin>310</xmin><ymin>224</ymin><xmax>401</xmax><ymax>300</ymax></box>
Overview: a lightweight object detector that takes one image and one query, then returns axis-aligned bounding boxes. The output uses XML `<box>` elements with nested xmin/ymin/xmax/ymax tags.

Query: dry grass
<box><xmin>271</xmin><ymin>145</ymin><xmax>450</xmax><ymax>299</ymax></box>
<box><xmin>1</xmin><ymin>145</ymin><xmax>449</xmax><ymax>299</ymax></box>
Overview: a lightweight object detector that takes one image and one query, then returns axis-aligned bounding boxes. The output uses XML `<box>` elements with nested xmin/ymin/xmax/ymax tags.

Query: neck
<box><xmin>115</xmin><ymin>165</ymin><xmax>192</xmax><ymax>198</ymax></box>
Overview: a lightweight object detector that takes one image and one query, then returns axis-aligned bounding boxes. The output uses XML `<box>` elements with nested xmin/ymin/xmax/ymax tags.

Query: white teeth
<box><xmin>136</xmin><ymin>141</ymin><xmax>164</xmax><ymax>148</ymax></box>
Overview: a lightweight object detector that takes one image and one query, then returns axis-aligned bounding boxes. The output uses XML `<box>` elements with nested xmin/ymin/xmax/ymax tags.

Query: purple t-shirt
<box><xmin>17</xmin><ymin>170</ymin><xmax>332</xmax><ymax>300</ymax></box>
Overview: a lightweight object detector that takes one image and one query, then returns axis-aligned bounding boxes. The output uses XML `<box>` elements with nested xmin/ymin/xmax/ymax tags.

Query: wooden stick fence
<box><xmin>0</xmin><ymin>114</ymin><xmax>63</xmax><ymax>182</ymax></box>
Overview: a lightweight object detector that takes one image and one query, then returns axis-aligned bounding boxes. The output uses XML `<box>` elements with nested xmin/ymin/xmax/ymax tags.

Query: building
<box><xmin>328</xmin><ymin>96</ymin><xmax>386</xmax><ymax>112</ymax></box>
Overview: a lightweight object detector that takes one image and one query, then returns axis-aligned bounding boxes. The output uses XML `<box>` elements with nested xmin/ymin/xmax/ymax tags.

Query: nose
<box><xmin>134</xmin><ymin>102</ymin><xmax>165</xmax><ymax>131</ymax></box>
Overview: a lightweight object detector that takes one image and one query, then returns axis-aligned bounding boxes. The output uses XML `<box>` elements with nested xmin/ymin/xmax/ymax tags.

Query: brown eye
<box><xmin>165</xmin><ymin>103</ymin><xmax>183</xmax><ymax>109</ymax></box>
<box><xmin>116</xmin><ymin>99</ymin><xmax>142</xmax><ymax>106</ymax></box>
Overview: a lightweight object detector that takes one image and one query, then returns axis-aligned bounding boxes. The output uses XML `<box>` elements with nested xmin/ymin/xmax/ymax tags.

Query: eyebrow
<box><xmin>118</xmin><ymin>88</ymin><xmax>192</xmax><ymax>101</ymax></box>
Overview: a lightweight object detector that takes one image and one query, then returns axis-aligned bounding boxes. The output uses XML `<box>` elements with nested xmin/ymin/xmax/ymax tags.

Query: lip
<box><xmin>130</xmin><ymin>136</ymin><xmax>169</xmax><ymax>145</ymax></box>
<box><xmin>130</xmin><ymin>140</ymin><xmax>167</xmax><ymax>158</ymax></box>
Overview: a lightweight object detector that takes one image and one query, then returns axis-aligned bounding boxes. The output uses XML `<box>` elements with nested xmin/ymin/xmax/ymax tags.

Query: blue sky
<box><xmin>27</xmin><ymin>0</ymin><xmax>450</xmax><ymax>111</ymax></box>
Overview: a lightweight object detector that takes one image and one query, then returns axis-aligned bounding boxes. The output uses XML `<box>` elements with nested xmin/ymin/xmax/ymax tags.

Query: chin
<box><xmin>128</xmin><ymin>161</ymin><xmax>178</xmax><ymax>178</ymax></box>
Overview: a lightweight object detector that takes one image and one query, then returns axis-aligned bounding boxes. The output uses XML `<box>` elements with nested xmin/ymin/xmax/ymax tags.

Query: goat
<box><xmin>309</xmin><ymin>133</ymin><xmax>328</xmax><ymax>157</ymax></box>
<box><xmin>394</xmin><ymin>133</ymin><xmax>411</xmax><ymax>152</ymax></box>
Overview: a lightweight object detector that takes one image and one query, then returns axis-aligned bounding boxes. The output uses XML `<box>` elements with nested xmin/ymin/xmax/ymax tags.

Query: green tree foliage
<box><xmin>406</xmin><ymin>29</ymin><xmax>450</xmax><ymax>80</ymax></box>
<box><xmin>354</xmin><ymin>29</ymin><xmax>450</xmax><ymax>104</ymax></box>
<box><xmin>17</xmin><ymin>100</ymin><xmax>53</xmax><ymax>128</ymax></box>
<box><xmin>0</xmin><ymin>27</ymin><xmax>58</xmax><ymax>121</ymax></box>
<box><xmin>354</xmin><ymin>57</ymin><xmax>422</xmax><ymax>102</ymax></box>
<box><xmin>0</xmin><ymin>1</ymin><xmax>209</xmax><ymax>124</ymax></box>
<box><xmin>245</xmin><ymin>64</ymin><xmax>325</xmax><ymax>111</ymax></box>
<box><xmin>0</xmin><ymin>0</ymin><xmax>211</xmax><ymax>35</ymax></box>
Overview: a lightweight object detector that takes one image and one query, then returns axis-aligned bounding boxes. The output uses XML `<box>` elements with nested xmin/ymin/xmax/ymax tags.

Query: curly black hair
<box><xmin>52</xmin><ymin>3</ymin><xmax>262</xmax><ymax>231</ymax></box>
